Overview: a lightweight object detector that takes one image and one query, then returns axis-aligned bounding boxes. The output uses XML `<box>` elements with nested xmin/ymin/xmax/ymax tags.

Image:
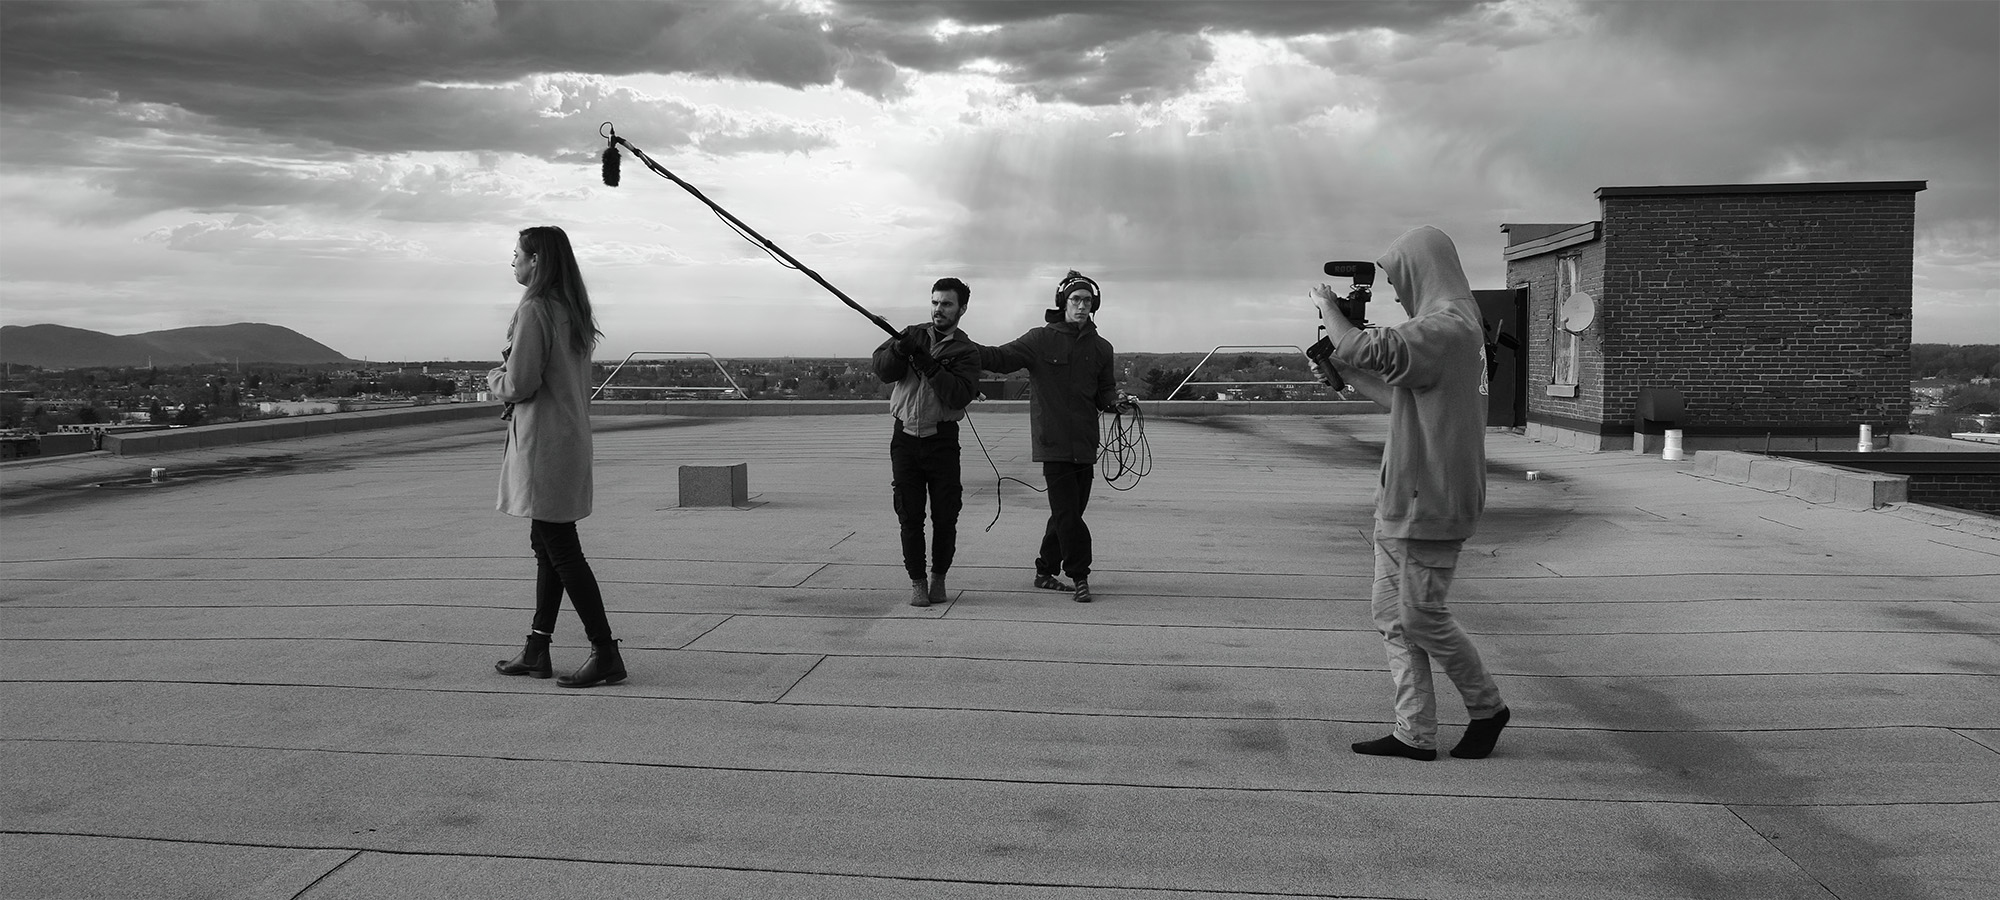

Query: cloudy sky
<box><xmin>2</xmin><ymin>0</ymin><xmax>1994</xmax><ymax>361</ymax></box>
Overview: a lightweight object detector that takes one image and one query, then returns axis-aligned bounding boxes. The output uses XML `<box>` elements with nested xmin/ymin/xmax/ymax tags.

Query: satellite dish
<box><xmin>1559</xmin><ymin>290</ymin><xmax>1596</xmax><ymax>333</ymax></box>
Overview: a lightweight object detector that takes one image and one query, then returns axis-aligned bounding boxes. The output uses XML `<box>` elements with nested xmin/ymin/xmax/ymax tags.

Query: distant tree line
<box><xmin>1911</xmin><ymin>344</ymin><xmax>2000</xmax><ymax>380</ymax></box>
<box><xmin>0</xmin><ymin>362</ymin><xmax>457</xmax><ymax>430</ymax></box>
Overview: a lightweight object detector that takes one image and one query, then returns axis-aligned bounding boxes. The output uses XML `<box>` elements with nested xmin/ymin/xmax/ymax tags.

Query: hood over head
<box><xmin>1377</xmin><ymin>226</ymin><xmax>1473</xmax><ymax>318</ymax></box>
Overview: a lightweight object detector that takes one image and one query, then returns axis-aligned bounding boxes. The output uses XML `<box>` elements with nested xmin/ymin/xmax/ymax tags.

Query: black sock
<box><xmin>1351</xmin><ymin>734</ymin><xmax>1437</xmax><ymax>761</ymax></box>
<box><xmin>1450</xmin><ymin>706</ymin><xmax>1511</xmax><ymax>759</ymax></box>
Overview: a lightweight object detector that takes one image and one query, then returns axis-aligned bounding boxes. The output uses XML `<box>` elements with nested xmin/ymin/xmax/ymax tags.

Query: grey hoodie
<box><xmin>1331</xmin><ymin>226</ymin><xmax>1488</xmax><ymax>540</ymax></box>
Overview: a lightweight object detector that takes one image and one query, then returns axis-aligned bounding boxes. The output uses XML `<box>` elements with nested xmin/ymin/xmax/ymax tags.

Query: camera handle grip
<box><xmin>1306</xmin><ymin>328</ymin><xmax>1347</xmax><ymax>392</ymax></box>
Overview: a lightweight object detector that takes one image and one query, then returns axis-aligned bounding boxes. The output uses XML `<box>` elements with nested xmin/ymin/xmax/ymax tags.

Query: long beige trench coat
<box><xmin>488</xmin><ymin>298</ymin><xmax>594</xmax><ymax>522</ymax></box>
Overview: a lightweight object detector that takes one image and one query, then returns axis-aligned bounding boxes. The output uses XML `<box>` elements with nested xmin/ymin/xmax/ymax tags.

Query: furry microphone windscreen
<box><xmin>602</xmin><ymin>144</ymin><xmax>621</xmax><ymax>187</ymax></box>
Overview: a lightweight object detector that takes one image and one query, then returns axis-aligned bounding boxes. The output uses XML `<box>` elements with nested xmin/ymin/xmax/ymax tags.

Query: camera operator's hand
<box><xmin>1311</xmin><ymin>283</ymin><xmax>1349</xmax><ymax>325</ymax></box>
<box><xmin>1312</xmin><ymin>283</ymin><xmax>1363</xmax><ymax>341</ymax></box>
<box><xmin>1306</xmin><ymin>355</ymin><xmax>1332</xmax><ymax>387</ymax></box>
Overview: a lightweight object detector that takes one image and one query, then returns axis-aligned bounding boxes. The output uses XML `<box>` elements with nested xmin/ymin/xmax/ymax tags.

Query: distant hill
<box><xmin>0</xmin><ymin>322</ymin><xmax>354</xmax><ymax>368</ymax></box>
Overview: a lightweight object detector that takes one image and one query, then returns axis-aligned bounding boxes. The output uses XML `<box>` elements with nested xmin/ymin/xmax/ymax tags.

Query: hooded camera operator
<box><xmin>1312</xmin><ymin>226</ymin><xmax>1511</xmax><ymax>762</ymax></box>
<box><xmin>872</xmin><ymin>278</ymin><xmax>983</xmax><ymax>608</ymax></box>
<box><xmin>976</xmin><ymin>270</ymin><xmax>1131</xmax><ymax>603</ymax></box>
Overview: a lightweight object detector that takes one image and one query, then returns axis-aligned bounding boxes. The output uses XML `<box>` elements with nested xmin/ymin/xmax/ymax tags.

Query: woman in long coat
<box><xmin>489</xmin><ymin>225</ymin><xmax>625</xmax><ymax>688</ymax></box>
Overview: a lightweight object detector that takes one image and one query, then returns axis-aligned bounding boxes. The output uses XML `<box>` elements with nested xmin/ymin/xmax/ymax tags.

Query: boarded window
<box><xmin>1553</xmin><ymin>255</ymin><xmax>1581</xmax><ymax>387</ymax></box>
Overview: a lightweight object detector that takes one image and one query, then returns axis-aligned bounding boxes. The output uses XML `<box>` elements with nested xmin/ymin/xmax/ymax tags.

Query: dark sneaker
<box><xmin>928</xmin><ymin>572</ymin><xmax>948</xmax><ymax>604</ymax></box>
<box><xmin>1034</xmin><ymin>573</ymin><xmax>1073</xmax><ymax>592</ymax></box>
<box><xmin>909</xmin><ymin>579</ymin><xmax>932</xmax><ymax>607</ymax></box>
<box><xmin>1072</xmin><ymin>579</ymin><xmax>1092</xmax><ymax>603</ymax></box>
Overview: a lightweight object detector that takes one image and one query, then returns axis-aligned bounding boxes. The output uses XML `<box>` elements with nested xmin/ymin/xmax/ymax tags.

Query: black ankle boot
<box><xmin>494</xmin><ymin>633</ymin><xmax>552</xmax><ymax>678</ymax></box>
<box><xmin>557</xmin><ymin>640</ymin><xmax>627</xmax><ymax>688</ymax></box>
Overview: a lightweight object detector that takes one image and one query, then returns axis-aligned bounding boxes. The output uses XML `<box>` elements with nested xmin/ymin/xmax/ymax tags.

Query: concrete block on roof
<box><xmin>1709</xmin><ymin>452</ymin><xmax>1755</xmax><ymax>482</ymax></box>
<box><xmin>1834</xmin><ymin>470</ymin><xmax>1905</xmax><ymax>509</ymax></box>
<box><xmin>679</xmin><ymin>463</ymin><xmax>749</xmax><ymax>507</ymax></box>
<box><xmin>1788</xmin><ymin>466</ymin><xmax>1840</xmax><ymax>505</ymax></box>
<box><xmin>1747</xmin><ymin>457</ymin><xmax>1802</xmax><ymax>492</ymax></box>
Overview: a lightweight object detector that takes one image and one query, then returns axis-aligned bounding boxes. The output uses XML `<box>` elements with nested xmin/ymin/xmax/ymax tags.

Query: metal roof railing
<box><xmin>1169</xmin><ymin>345</ymin><xmax>1335</xmax><ymax>400</ymax></box>
<box><xmin>592</xmin><ymin>351</ymin><xmax>748</xmax><ymax>400</ymax></box>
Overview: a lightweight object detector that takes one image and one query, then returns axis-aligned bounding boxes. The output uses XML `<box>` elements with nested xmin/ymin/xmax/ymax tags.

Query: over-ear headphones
<box><xmin>1055</xmin><ymin>270</ymin><xmax>1100</xmax><ymax>312</ymax></box>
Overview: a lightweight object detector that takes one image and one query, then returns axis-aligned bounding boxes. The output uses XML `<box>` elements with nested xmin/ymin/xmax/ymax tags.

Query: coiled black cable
<box><xmin>965</xmin><ymin>402</ymin><xmax>1151</xmax><ymax>531</ymax></box>
<box><xmin>1098</xmin><ymin>402</ymin><xmax>1151</xmax><ymax>491</ymax></box>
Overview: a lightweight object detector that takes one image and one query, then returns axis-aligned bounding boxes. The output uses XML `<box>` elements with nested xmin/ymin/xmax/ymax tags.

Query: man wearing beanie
<box><xmin>1313</xmin><ymin>225</ymin><xmax>1510</xmax><ymax>762</ymax></box>
<box><xmin>976</xmin><ymin>270</ymin><xmax>1128</xmax><ymax>603</ymax></box>
<box><xmin>872</xmin><ymin>277</ymin><xmax>982</xmax><ymax>607</ymax></box>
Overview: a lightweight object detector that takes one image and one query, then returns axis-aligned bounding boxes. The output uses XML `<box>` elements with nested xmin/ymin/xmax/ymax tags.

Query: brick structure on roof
<box><xmin>1504</xmin><ymin>180</ymin><xmax>1925</xmax><ymax>452</ymax></box>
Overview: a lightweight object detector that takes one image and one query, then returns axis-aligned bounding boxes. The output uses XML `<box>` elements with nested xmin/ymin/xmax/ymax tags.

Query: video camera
<box><xmin>1306</xmin><ymin>260</ymin><xmax>1374</xmax><ymax>391</ymax></box>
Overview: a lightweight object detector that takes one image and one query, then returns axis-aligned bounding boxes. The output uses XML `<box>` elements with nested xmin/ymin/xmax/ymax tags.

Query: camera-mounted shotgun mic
<box><xmin>1320</xmin><ymin>260</ymin><xmax>1374</xmax><ymax>326</ymax></box>
<box><xmin>1307</xmin><ymin>260</ymin><xmax>1375</xmax><ymax>391</ymax></box>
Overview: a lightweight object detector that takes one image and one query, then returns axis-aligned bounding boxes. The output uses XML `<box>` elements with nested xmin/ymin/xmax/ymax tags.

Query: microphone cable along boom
<box><xmin>598</xmin><ymin>121</ymin><xmax>900</xmax><ymax>342</ymax></box>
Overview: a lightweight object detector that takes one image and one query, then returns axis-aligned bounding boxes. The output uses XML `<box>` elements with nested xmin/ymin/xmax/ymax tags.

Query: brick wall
<box><xmin>1597</xmin><ymin>187</ymin><xmax>1916</xmax><ymax>433</ymax></box>
<box><xmin>1515</xmin><ymin>239</ymin><xmax>1609</xmax><ymax>425</ymax></box>
<box><xmin>1907</xmin><ymin>474</ymin><xmax>2000</xmax><ymax>515</ymax></box>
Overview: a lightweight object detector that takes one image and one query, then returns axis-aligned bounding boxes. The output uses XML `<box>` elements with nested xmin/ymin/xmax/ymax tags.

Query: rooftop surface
<box><xmin>3</xmin><ymin>409</ymin><xmax>1997</xmax><ymax>900</ymax></box>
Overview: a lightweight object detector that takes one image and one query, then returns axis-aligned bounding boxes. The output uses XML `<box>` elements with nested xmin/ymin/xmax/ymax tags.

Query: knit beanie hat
<box><xmin>1055</xmin><ymin>270</ymin><xmax>1100</xmax><ymax>312</ymax></box>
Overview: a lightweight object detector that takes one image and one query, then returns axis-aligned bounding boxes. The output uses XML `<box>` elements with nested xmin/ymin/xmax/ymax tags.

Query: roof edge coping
<box><xmin>1503</xmin><ymin>221</ymin><xmax>1601</xmax><ymax>261</ymax></box>
<box><xmin>1595</xmin><ymin>180</ymin><xmax>1927</xmax><ymax>199</ymax></box>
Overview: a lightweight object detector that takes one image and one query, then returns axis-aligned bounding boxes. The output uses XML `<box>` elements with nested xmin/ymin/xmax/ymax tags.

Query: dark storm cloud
<box><xmin>0</xmin><ymin>1</ymin><xmax>842</xmax><ymax>100</ymax></box>
<box><xmin>1419</xmin><ymin>1</ymin><xmax>1999</xmax><ymax>230</ymax></box>
<box><xmin>0</xmin><ymin>1</ymin><xmax>841</xmax><ymax>159</ymax></box>
<box><xmin>0</xmin><ymin>0</ymin><xmax>1493</xmax><ymax>224</ymax></box>
<box><xmin>830</xmin><ymin>0</ymin><xmax>1491</xmax><ymax>105</ymax></box>
<box><xmin>836</xmin><ymin>1</ymin><xmax>1486</xmax><ymax>38</ymax></box>
<box><xmin>0</xmin><ymin>73</ymin><xmax>832</xmax><ymax>224</ymax></box>
<box><xmin>0</xmin><ymin>1</ymin><xmax>1493</xmax><ymax>140</ymax></box>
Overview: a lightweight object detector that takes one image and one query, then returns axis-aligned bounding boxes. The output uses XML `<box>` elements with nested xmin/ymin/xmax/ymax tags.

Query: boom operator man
<box><xmin>1311</xmin><ymin>225</ymin><xmax>1512</xmax><ymax>762</ymax></box>
<box><xmin>872</xmin><ymin>278</ymin><xmax>982</xmax><ymax>607</ymax></box>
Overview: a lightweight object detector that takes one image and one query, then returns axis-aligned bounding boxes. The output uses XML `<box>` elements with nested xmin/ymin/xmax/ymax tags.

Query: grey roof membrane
<box><xmin>3</xmin><ymin>411</ymin><xmax>1996</xmax><ymax>900</ymax></box>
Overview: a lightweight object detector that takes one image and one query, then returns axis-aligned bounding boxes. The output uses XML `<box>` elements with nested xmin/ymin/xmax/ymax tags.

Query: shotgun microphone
<box><xmin>602</xmin><ymin>142</ymin><xmax>621</xmax><ymax>187</ymax></box>
<box><xmin>1323</xmin><ymin>260</ymin><xmax>1373</xmax><ymax>281</ymax></box>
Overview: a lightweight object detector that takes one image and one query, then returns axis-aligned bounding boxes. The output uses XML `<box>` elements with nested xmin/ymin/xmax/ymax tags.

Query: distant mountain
<box><xmin>0</xmin><ymin>322</ymin><xmax>354</xmax><ymax>368</ymax></box>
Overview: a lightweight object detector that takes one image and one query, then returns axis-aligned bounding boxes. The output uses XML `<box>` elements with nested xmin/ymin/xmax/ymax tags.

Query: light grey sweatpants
<box><xmin>1371</xmin><ymin>536</ymin><xmax>1505</xmax><ymax>749</ymax></box>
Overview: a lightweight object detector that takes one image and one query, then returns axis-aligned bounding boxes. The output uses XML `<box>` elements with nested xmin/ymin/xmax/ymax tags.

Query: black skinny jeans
<box><xmin>1037</xmin><ymin>461</ymin><xmax>1095</xmax><ymax>581</ymax></box>
<box><xmin>529</xmin><ymin>519</ymin><xmax>614</xmax><ymax>645</ymax></box>
<box><xmin>890</xmin><ymin>420</ymin><xmax>963</xmax><ymax>582</ymax></box>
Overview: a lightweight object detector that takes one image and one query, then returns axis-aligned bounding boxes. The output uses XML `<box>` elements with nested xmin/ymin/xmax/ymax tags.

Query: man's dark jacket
<box><xmin>871</xmin><ymin>325</ymin><xmax>981</xmax><ymax>426</ymax></box>
<box><xmin>976</xmin><ymin>320</ymin><xmax>1117</xmax><ymax>462</ymax></box>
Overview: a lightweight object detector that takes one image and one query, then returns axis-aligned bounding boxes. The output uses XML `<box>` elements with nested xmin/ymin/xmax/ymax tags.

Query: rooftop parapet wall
<box><xmin>99</xmin><ymin>402</ymin><xmax>507</xmax><ymax>457</ymax></box>
<box><xmin>88</xmin><ymin>399</ymin><xmax>1388</xmax><ymax>457</ymax></box>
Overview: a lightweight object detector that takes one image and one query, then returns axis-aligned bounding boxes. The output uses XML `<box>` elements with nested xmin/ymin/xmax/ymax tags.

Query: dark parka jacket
<box><xmin>977</xmin><ymin>320</ymin><xmax>1118</xmax><ymax>463</ymax></box>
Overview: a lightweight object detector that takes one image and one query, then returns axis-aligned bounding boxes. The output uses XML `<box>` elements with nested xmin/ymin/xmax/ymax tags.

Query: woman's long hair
<box><xmin>515</xmin><ymin>225</ymin><xmax>602</xmax><ymax>356</ymax></box>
